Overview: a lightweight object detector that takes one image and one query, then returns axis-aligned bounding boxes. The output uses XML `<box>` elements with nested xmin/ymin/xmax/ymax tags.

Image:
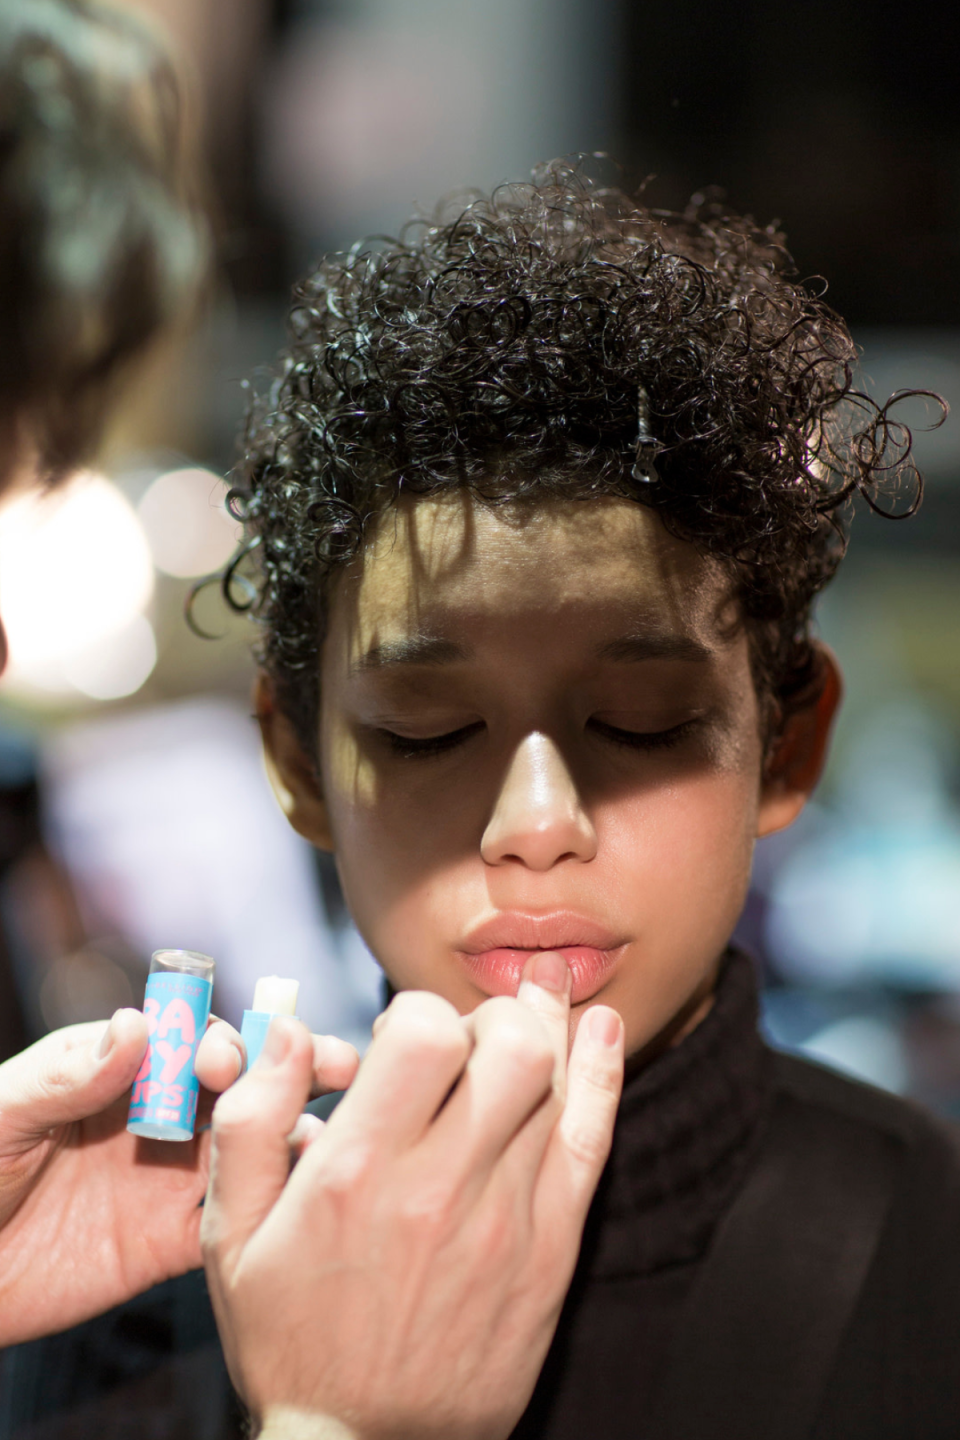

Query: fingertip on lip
<box><xmin>526</xmin><ymin>949</ymin><xmax>571</xmax><ymax>995</ymax></box>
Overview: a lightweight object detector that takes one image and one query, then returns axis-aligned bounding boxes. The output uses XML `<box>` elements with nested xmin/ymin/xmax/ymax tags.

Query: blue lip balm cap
<box><xmin>240</xmin><ymin>1009</ymin><xmax>273</xmax><ymax>1070</ymax></box>
<box><xmin>239</xmin><ymin>977</ymin><xmax>301</xmax><ymax>1071</ymax></box>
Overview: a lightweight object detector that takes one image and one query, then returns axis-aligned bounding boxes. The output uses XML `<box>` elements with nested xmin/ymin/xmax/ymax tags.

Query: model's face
<box><xmin>306</xmin><ymin>492</ymin><xmax>777</xmax><ymax>1059</ymax></box>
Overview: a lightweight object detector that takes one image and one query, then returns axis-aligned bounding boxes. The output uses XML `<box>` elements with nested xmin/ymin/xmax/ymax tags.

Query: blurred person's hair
<box><xmin>0</xmin><ymin>0</ymin><xmax>207</xmax><ymax>486</ymax></box>
<box><xmin>225</xmin><ymin>160</ymin><xmax>937</xmax><ymax>754</ymax></box>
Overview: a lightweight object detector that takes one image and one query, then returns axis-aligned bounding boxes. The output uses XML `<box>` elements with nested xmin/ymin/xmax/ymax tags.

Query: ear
<box><xmin>255</xmin><ymin>673</ymin><xmax>335</xmax><ymax>851</ymax></box>
<box><xmin>757</xmin><ymin>644</ymin><xmax>842</xmax><ymax>838</ymax></box>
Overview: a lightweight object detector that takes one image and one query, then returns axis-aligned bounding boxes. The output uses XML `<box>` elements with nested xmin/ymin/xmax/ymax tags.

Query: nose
<box><xmin>481</xmin><ymin>731</ymin><xmax>597</xmax><ymax>870</ymax></box>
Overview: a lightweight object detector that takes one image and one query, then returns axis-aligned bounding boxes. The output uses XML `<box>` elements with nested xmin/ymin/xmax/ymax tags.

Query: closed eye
<box><xmin>379</xmin><ymin>721</ymin><xmax>485</xmax><ymax>759</ymax></box>
<box><xmin>588</xmin><ymin>717</ymin><xmax>698</xmax><ymax>750</ymax></box>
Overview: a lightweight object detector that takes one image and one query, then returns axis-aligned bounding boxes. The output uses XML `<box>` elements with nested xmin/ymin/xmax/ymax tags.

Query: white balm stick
<box><xmin>252</xmin><ymin>975</ymin><xmax>300</xmax><ymax>1016</ymax></box>
<box><xmin>241</xmin><ymin>975</ymin><xmax>301</xmax><ymax>1070</ymax></box>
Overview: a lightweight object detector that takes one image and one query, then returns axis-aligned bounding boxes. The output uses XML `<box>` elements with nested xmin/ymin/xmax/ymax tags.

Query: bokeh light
<box><xmin>137</xmin><ymin>466</ymin><xmax>240</xmax><ymax>579</ymax></box>
<box><xmin>0</xmin><ymin>472</ymin><xmax>155</xmax><ymax>699</ymax></box>
<box><xmin>63</xmin><ymin>613</ymin><xmax>158</xmax><ymax>701</ymax></box>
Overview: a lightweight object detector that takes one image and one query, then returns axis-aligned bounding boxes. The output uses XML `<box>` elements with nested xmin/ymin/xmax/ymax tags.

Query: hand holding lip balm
<box><xmin>200</xmin><ymin>953</ymin><xmax>624</xmax><ymax>1440</ymax></box>
<box><xmin>241</xmin><ymin>976</ymin><xmax>301</xmax><ymax>1071</ymax></box>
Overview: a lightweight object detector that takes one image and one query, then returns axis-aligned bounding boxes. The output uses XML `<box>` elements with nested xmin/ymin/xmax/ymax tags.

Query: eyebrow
<box><xmin>597</xmin><ymin>633</ymin><xmax>712</xmax><ymax>664</ymax></box>
<box><xmin>352</xmin><ymin>635</ymin><xmax>470</xmax><ymax>672</ymax></box>
<box><xmin>353</xmin><ymin>629</ymin><xmax>711</xmax><ymax>673</ymax></box>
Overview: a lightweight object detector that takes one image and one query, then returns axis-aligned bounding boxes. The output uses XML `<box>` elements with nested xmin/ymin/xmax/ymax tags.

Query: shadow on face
<box><xmin>260</xmin><ymin>492</ymin><xmax>839</xmax><ymax>1056</ymax></box>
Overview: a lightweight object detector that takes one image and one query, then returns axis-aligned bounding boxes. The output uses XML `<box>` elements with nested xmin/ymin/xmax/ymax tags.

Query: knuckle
<box><xmin>387</xmin><ymin>1003</ymin><xmax>469</xmax><ymax>1067</ymax></box>
<box><xmin>316</xmin><ymin>1034</ymin><xmax>356</xmax><ymax>1065</ymax></box>
<box><xmin>385</xmin><ymin>989</ymin><xmax>460</xmax><ymax>1026</ymax></box>
<box><xmin>575</xmin><ymin>1044</ymin><xmax>624</xmax><ymax>1099</ymax></box>
<box><xmin>561</xmin><ymin>1110</ymin><xmax>615</xmax><ymax>1170</ymax></box>
<box><xmin>398</xmin><ymin>1181</ymin><xmax>456</xmax><ymax>1233</ymax></box>
<box><xmin>475</xmin><ymin>995</ymin><xmax>517</xmax><ymax>1026</ymax></box>
<box><xmin>198</xmin><ymin>1020</ymin><xmax>237</xmax><ymax>1057</ymax></box>
<box><xmin>316</xmin><ymin>1139</ymin><xmax>376</xmax><ymax>1200</ymax></box>
<box><xmin>475</xmin><ymin>1197</ymin><xmax>527</xmax><ymax>1268</ymax></box>
<box><xmin>483</xmin><ymin>1010</ymin><xmax>554</xmax><ymax>1080</ymax></box>
<box><xmin>198</xmin><ymin>1208</ymin><xmax>220</xmax><ymax>1255</ymax></box>
<box><xmin>35</xmin><ymin>1054</ymin><xmax>78</xmax><ymax>1104</ymax></box>
<box><xmin>209</xmin><ymin>1084</ymin><xmax>256</xmax><ymax>1139</ymax></box>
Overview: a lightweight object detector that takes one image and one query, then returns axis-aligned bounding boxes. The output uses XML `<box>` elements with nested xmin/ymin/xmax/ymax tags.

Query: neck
<box><xmin>623</xmin><ymin>958</ymin><xmax>720</xmax><ymax>1081</ymax></box>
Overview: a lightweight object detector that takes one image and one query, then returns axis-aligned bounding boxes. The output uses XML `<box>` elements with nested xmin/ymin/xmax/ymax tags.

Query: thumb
<box><xmin>201</xmin><ymin>1017</ymin><xmax>315</xmax><ymax>1270</ymax></box>
<box><xmin>0</xmin><ymin>1009</ymin><xmax>148</xmax><ymax>1146</ymax></box>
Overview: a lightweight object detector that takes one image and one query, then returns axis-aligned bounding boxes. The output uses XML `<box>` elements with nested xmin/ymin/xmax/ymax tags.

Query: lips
<box><xmin>456</xmin><ymin>912</ymin><xmax>626</xmax><ymax>1004</ymax></box>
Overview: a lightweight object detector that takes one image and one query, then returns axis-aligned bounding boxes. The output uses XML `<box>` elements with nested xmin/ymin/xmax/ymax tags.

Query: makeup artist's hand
<box><xmin>202</xmin><ymin>954</ymin><xmax>624</xmax><ymax>1440</ymax></box>
<box><xmin>0</xmin><ymin>1011</ymin><xmax>359</xmax><ymax>1346</ymax></box>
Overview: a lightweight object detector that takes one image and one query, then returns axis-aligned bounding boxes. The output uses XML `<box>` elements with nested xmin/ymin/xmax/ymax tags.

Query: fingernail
<box><xmin>530</xmin><ymin>950</ymin><xmax>570</xmax><ymax>995</ymax></box>
<box><xmin>584</xmin><ymin>1006</ymin><xmax>622</xmax><ymax>1048</ymax></box>
<box><xmin>98</xmin><ymin>1013</ymin><xmax>119</xmax><ymax>1059</ymax></box>
<box><xmin>255</xmin><ymin>1017</ymin><xmax>292</xmax><ymax>1069</ymax></box>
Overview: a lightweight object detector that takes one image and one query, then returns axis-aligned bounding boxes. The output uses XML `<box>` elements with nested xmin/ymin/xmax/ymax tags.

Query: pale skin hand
<box><xmin>202</xmin><ymin>953</ymin><xmax>624</xmax><ymax>1440</ymax></box>
<box><xmin>0</xmin><ymin>1008</ymin><xmax>359</xmax><ymax>1346</ymax></box>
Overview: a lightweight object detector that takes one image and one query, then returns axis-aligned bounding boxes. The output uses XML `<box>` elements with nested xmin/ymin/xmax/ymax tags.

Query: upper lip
<box><xmin>459</xmin><ymin>912</ymin><xmax>624</xmax><ymax>954</ymax></box>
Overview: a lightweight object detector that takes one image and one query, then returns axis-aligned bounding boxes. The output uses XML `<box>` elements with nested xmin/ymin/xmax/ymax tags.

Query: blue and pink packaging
<box><xmin>127</xmin><ymin>950</ymin><xmax>215</xmax><ymax>1142</ymax></box>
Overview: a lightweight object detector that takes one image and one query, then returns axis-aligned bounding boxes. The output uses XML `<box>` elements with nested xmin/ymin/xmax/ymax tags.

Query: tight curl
<box><xmin>227</xmin><ymin>160</ymin><xmax>934</xmax><ymax>754</ymax></box>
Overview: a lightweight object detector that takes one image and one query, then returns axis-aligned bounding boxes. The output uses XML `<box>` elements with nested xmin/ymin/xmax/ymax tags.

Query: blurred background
<box><xmin>1</xmin><ymin>0</ymin><xmax>959</xmax><ymax>1110</ymax></box>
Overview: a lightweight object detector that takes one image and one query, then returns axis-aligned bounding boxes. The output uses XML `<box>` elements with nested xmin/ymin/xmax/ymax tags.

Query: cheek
<box><xmin>592</xmin><ymin>767</ymin><xmax>760</xmax><ymax>1053</ymax></box>
<box><xmin>323</xmin><ymin>736</ymin><xmax>479</xmax><ymax>954</ymax></box>
<box><xmin>331</xmin><ymin>769</ymin><xmax>472</xmax><ymax>886</ymax></box>
<box><xmin>336</xmin><ymin>834</ymin><xmax>482</xmax><ymax>1004</ymax></box>
<box><xmin>601</xmin><ymin>763</ymin><xmax>759</xmax><ymax>913</ymax></box>
<box><xmin>324</xmin><ymin>718</ymin><xmax>380</xmax><ymax>810</ymax></box>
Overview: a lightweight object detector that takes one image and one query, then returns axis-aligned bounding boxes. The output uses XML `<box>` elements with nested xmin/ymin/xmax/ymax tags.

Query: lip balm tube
<box><xmin>240</xmin><ymin>976</ymin><xmax>300</xmax><ymax>1071</ymax></box>
<box><xmin>127</xmin><ymin>949</ymin><xmax>215</xmax><ymax>1141</ymax></box>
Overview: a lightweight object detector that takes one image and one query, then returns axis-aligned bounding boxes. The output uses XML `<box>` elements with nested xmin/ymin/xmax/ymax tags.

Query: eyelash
<box><xmin>381</xmin><ymin>722</ymin><xmax>485</xmax><ymax>759</ymax></box>
<box><xmin>587</xmin><ymin>718</ymin><xmax>697</xmax><ymax>751</ymax></box>
<box><xmin>379</xmin><ymin>718</ymin><xmax>697</xmax><ymax>759</ymax></box>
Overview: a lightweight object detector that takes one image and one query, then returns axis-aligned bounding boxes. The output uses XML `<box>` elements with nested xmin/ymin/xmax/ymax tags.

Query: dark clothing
<box><xmin>4</xmin><ymin>950</ymin><xmax>960</xmax><ymax>1437</ymax></box>
<box><xmin>513</xmin><ymin>951</ymin><xmax>960</xmax><ymax>1438</ymax></box>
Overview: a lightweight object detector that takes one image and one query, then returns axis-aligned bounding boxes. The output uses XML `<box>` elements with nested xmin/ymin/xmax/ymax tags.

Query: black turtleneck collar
<box><xmin>578</xmin><ymin>948</ymin><xmax>775</xmax><ymax>1278</ymax></box>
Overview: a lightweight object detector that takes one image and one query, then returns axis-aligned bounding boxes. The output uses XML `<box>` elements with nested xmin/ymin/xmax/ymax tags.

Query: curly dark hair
<box><xmin>227</xmin><ymin>160</ymin><xmax>933</xmax><ymax>755</ymax></box>
<box><xmin>0</xmin><ymin>0</ymin><xmax>206</xmax><ymax>486</ymax></box>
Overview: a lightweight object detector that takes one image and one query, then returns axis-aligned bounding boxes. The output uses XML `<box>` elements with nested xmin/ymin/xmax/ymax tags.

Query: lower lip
<box><xmin>458</xmin><ymin>946</ymin><xmax>622</xmax><ymax>1004</ymax></box>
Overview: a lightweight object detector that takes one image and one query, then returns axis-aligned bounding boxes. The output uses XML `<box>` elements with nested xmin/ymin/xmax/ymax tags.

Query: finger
<box><xmin>196</xmin><ymin>1018</ymin><xmax>245</xmax><ymax>1093</ymax></box>
<box><xmin>468</xmin><ymin>952</ymin><xmax>573</xmax><ymax>1187</ymax></box>
<box><xmin>196</xmin><ymin>1028</ymin><xmax>358</xmax><ymax>1129</ymax></box>
<box><xmin>201</xmin><ymin>1017</ymin><xmax>314</xmax><ymax>1265</ymax></box>
<box><xmin>515</xmin><ymin>951</ymin><xmax>572</xmax><ymax>1102</ymax></box>
<box><xmin>309</xmin><ymin>1033</ymin><xmax>360</xmax><ymax>1096</ymax></box>
<box><xmin>423</xmin><ymin>995</ymin><xmax>557</xmax><ymax>1188</ymax></box>
<box><xmin>196</xmin><ymin>1021</ymin><xmax>357</xmax><ymax>1100</ymax></box>
<box><xmin>0</xmin><ymin>1009</ymin><xmax>148</xmax><ymax>1143</ymax></box>
<box><xmin>322</xmin><ymin>990</ymin><xmax>470</xmax><ymax>1151</ymax></box>
<box><xmin>288</xmin><ymin>1110</ymin><xmax>325</xmax><ymax>1159</ymax></box>
<box><xmin>535</xmin><ymin>1004</ymin><xmax>624</xmax><ymax>1228</ymax></box>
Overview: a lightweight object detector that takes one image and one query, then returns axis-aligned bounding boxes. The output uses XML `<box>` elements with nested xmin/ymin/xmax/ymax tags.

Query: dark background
<box><xmin>1</xmin><ymin>4</ymin><xmax>960</xmax><ymax>1434</ymax></box>
<box><xmin>2</xmin><ymin>0</ymin><xmax>959</xmax><ymax>1127</ymax></box>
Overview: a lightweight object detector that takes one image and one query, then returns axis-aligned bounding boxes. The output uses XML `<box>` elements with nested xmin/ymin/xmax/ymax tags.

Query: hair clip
<box><xmin>631</xmin><ymin>384</ymin><xmax>660</xmax><ymax>484</ymax></box>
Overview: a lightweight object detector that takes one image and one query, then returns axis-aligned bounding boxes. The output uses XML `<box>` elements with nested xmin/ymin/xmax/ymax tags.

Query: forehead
<box><xmin>329</xmin><ymin>493</ymin><xmax>736</xmax><ymax>660</ymax></box>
